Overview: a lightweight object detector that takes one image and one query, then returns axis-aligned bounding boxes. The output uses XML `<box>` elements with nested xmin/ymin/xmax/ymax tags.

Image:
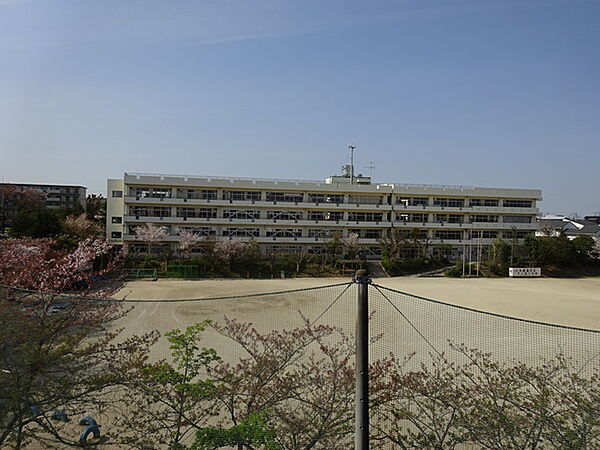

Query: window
<box><xmin>111</xmin><ymin>231</ymin><xmax>122</xmax><ymax>238</ymax></box>
<box><xmin>503</xmin><ymin>215</ymin><xmax>532</xmax><ymax>223</ymax></box>
<box><xmin>176</xmin><ymin>207</ymin><xmax>217</xmax><ymax>218</ymax></box>
<box><xmin>348</xmin><ymin>212</ymin><xmax>383</xmax><ymax>222</ymax></box>
<box><xmin>307</xmin><ymin>229</ymin><xmax>343</xmax><ymax>238</ymax></box>
<box><xmin>435</xmin><ymin>214</ymin><xmax>447</xmax><ymax>222</ymax></box>
<box><xmin>177</xmin><ymin>226</ymin><xmax>215</xmax><ymax>236</ymax></box>
<box><xmin>469</xmin><ymin>230</ymin><xmax>498</xmax><ymax>239</ymax></box>
<box><xmin>434</xmin><ymin>230</ymin><xmax>463</xmax><ymax>240</ymax></box>
<box><xmin>223</xmin><ymin>209</ymin><xmax>260</xmax><ymax>220</ymax></box>
<box><xmin>130</xmin><ymin>206</ymin><xmax>171</xmax><ymax>217</ymax></box>
<box><xmin>347</xmin><ymin>194</ymin><xmax>383</xmax><ymax>205</ymax></box>
<box><xmin>176</xmin><ymin>188</ymin><xmax>217</xmax><ymax>200</ymax></box>
<box><xmin>266</xmin><ymin>192</ymin><xmax>304</xmax><ymax>203</ymax></box>
<box><xmin>266</xmin><ymin>210</ymin><xmax>303</xmax><ymax>221</ymax></box>
<box><xmin>470</xmin><ymin>198</ymin><xmax>499</xmax><ymax>207</ymax></box>
<box><xmin>308</xmin><ymin>211</ymin><xmax>343</xmax><ymax>221</ymax></box>
<box><xmin>503</xmin><ymin>231</ymin><xmax>534</xmax><ymax>239</ymax></box>
<box><xmin>111</xmin><ymin>216</ymin><xmax>122</xmax><ymax>224</ymax></box>
<box><xmin>448</xmin><ymin>214</ymin><xmax>464</xmax><ymax>223</ymax></box>
<box><xmin>503</xmin><ymin>200</ymin><xmax>532</xmax><ymax>208</ymax></box>
<box><xmin>130</xmin><ymin>186</ymin><xmax>172</xmax><ymax>199</ymax></box>
<box><xmin>393</xmin><ymin>229</ymin><xmax>428</xmax><ymax>239</ymax></box>
<box><xmin>350</xmin><ymin>229</ymin><xmax>382</xmax><ymax>239</ymax></box>
<box><xmin>308</xmin><ymin>193</ymin><xmax>343</xmax><ymax>204</ymax></box>
<box><xmin>266</xmin><ymin>228</ymin><xmax>302</xmax><ymax>238</ymax></box>
<box><xmin>223</xmin><ymin>190</ymin><xmax>261</xmax><ymax>201</ymax></box>
<box><xmin>471</xmin><ymin>214</ymin><xmax>498</xmax><ymax>223</ymax></box>
<box><xmin>222</xmin><ymin>227</ymin><xmax>260</xmax><ymax>237</ymax></box>
<box><xmin>396</xmin><ymin>213</ymin><xmax>409</xmax><ymax>222</ymax></box>
<box><xmin>411</xmin><ymin>213</ymin><xmax>428</xmax><ymax>222</ymax></box>
<box><xmin>112</xmin><ymin>190</ymin><xmax>123</xmax><ymax>198</ymax></box>
<box><xmin>434</xmin><ymin>198</ymin><xmax>464</xmax><ymax>207</ymax></box>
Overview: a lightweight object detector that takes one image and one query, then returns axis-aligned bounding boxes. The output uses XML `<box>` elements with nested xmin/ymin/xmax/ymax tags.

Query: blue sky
<box><xmin>1</xmin><ymin>0</ymin><xmax>599</xmax><ymax>215</ymax></box>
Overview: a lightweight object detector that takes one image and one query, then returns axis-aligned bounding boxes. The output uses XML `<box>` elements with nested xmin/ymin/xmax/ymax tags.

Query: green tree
<box><xmin>116</xmin><ymin>322</ymin><xmax>220</xmax><ymax>448</ymax></box>
<box><xmin>9</xmin><ymin>208</ymin><xmax>62</xmax><ymax>238</ymax></box>
<box><xmin>572</xmin><ymin>235</ymin><xmax>595</xmax><ymax>261</ymax></box>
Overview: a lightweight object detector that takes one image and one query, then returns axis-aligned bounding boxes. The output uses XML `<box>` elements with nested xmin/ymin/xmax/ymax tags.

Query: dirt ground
<box><xmin>112</xmin><ymin>276</ymin><xmax>600</xmax><ymax>364</ymax></box>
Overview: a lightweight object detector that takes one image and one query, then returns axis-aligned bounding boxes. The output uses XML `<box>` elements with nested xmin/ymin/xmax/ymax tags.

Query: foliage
<box><xmin>177</xmin><ymin>228</ymin><xmax>199</xmax><ymax>257</ymax></box>
<box><xmin>192</xmin><ymin>411</ymin><xmax>280</xmax><ymax>450</ymax></box>
<box><xmin>115</xmin><ymin>322</ymin><xmax>220</xmax><ymax>449</ymax></box>
<box><xmin>444</xmin><ymin>259</ymin><xmax>465</xmax><ymax>277</ymax></box>
<box><xmin>343</xmin><ymin>232</ymin><xmax>360</xmax><ymax>259</ymax></box>
<box><xmin>85</xmin><ymin>193</ymin><xmax>106</xmax><ymax>224</ymax></box>
<box><xmin>485</xmin><ymin>234</ymin><xmax>600</xmax><ymax>277</ymax></box>
<box><xmin>206</xmin><ymin>317</ymin><xmax>397</xmax><ymax>450</ymax></box>
<box><xmin>0</xmin><ymin>287</ymin><xmax>157</xmax><ymax>449</ymax></box>
<box><xmin>62</xmin><ymin>213</ymin><xmax>102</xmax><ymax>239</ymax></box>
<box><xmin>9</xmin><ymin>207</ymin><xmax>63</xmax><ymax>238</ymax></box>
<box><xmin>134</xmin><ymin>222</ymin><xmax>169</xmax><ymax>254</ymax></box>
<box><xmin>0</xmin><ymin>237</ymin><xmax>122</xmax><ymax>294</ymax></box>
<box><xmin>0</xmin><ymin>185</ymin><xmax>45</xmax><ymax>234</ymax></box>
<box><xmin>382</xmin><ymin>256</ymin><xmax>448</xmax><ymax>276</ymax></box>
<box><xmin>373</xmin><ymin>345</ymin><xmax>600</xmax><ymax>449</ymax></box>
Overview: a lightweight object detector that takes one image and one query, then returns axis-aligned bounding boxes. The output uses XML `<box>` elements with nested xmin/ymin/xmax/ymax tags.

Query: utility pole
<box><xmin>354</xmin><ymin>269</ymin><xmax>370</xmax><ymax>450</ymax></box>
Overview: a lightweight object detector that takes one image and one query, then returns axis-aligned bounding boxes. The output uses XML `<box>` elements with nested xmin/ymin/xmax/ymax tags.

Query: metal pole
<box><xmin>354</xmin><ymin>269</ymin><xmax>370</xmax><ymax>450</ymax></box>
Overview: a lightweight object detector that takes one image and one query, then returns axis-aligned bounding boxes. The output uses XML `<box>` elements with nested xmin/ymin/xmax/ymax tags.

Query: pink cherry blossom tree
<box><xmin>177</xmin><ymin>228</ymin><xmax>199</xmax><ymax>258</ymax></box>
<box><xmin>134</xmin><ymin>222</ymin><xmax>169</xmax><ymax>254</ymax></box>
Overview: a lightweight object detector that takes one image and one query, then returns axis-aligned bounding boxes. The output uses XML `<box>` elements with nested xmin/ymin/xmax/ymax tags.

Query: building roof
<box><xmin>0</xmin><ymin>182</ymin><xmax>87</xmax><ymax>189</ymax></box>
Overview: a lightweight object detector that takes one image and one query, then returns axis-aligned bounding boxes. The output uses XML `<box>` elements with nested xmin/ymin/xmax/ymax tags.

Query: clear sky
<box><xmin>1</xmin><ymin>0</ymin><xmax>599</xmax><ymax>215</ymax></box>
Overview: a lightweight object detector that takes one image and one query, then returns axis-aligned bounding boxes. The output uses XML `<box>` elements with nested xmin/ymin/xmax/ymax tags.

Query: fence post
<box><xmin>354</xmin><ymin>269</ymin><xmax>370</xmax><ymax>450</ymax></box>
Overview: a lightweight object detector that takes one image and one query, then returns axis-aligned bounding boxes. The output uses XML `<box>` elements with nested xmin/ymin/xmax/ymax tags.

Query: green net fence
<box><xmin>2</xmin><ymin>279</ymin><xmax>600</xmax><ymax>449</ymax></box>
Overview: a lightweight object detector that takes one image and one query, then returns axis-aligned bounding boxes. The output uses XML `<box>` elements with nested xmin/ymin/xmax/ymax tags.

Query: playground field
<box><xmin>112</xmin><ymin>276</ymin><xmax>600</xmax><ymax>362</ymax></box>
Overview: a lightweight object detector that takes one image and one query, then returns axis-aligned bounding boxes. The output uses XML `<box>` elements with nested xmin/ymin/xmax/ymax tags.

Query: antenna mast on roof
<box><xmin>348</xmin><ymin>145</ymin><xmax>356</xmax><ymax>184</ymax></box>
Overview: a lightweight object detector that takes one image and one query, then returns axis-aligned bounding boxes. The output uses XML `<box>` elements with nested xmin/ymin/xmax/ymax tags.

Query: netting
<box><xmin>2</xmin><ymin>279</ymin><xmax>600</xmax><ymax>449</ymax></box>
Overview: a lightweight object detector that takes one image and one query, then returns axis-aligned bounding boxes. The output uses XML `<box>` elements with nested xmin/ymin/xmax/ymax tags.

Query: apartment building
<box><xmin>0</xmin><ymin>183</ymin><xmax>87</xmax><ymax>210</ymax></box>
<box><xmin>0</xmin><ymin>183</ymin><xmax>87</xmax><ymax>233</ymax></box>
<box><xmin>106</xmin><ymin>173</ymin><xmax>542</xmax><ymax>259</ymax></box>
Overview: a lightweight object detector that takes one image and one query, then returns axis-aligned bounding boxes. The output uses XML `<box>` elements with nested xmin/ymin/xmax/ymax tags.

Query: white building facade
<box><xmin>106</xmin><ymin>173</ymin><xmax>542</xmax><ymax>259</ymax></box>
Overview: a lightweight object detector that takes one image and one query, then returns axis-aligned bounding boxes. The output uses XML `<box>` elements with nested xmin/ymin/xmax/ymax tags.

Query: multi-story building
<box><xmin>0</xmin><ymin>183</ymin><xmax>87</xmax><ymax>210</ymax></box>
<box><xmin>106</xmin><ymin>172</ymin><xmax>541</xmax><ymax>259</ymax></box>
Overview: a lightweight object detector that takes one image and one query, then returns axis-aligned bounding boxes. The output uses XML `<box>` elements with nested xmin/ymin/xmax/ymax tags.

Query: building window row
<box><xmin>307</xmin><ymin>193</ymin><xmax>344</xmax><ymax>204</ymax></box>
<box><xmin>348</xmin><ymin>212</ymin><xmax>383</xmax><ymax>222</ymax></box>
<box><xmin>266</xmin><ymin>228</ymin><xmax>302</xmax><ymax>238</ymax></box>
<box><xmin>469</xmin><ymin>198</ymin><xmax>499</xmax><ymax>207</ymax></box>
<box><xmin>176</xmin><ymin>207</ymin><xmax>217</xmax><ymax>218</ymax></box>
<box><xmin>266</xmin><ymin>210</ymin><xmax>304</xmax><ymax>221</ymax></box>
<box><xmin>176</xmin><ymin>188</ymin><xmax>217</xmax><ymax>200</ymax></box>
<box><xmin>223</xmin><ymin>209</ymin><xmax>261</xmax><ymax>220</ymax></box>
<box><xmin>223</xmin><ymin>190</ymin><xmax>261</xmax><ymax>201</ymax></box>
<box><xmin>307</xmin><ymin>229</ymin><xmax>343</xmax><ymax>238</ymax></box>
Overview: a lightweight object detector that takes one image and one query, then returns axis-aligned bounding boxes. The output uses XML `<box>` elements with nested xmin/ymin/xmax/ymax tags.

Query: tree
<box><xmin>177</xmin><ymin>228</ymin><xmax>199</xmax><ymax>258</ymax></box>
<box><xmin>0</xmin><ymin>285</ymin><xmax>157</xmax><ymax>449</ymax></box>
<box><xmin>343</xmin><ymin>232</ymin><xmax>360</xmax><ymax>259</ymax></box>
<box><xmin>379</xmin><ymin>228</ymin><xmax>405</xmax><ymax>261</ymax></box>
<box><xmin>214</xmin><ymin>240</ymin><xmax>248</xmax><ymax>269</ymax></box>
<box><xmin>85</xmin><ymin>194</ymin><xmax>106</xmax><ymax>224</ymax></box>
<box><xmin>0</xmin><ymin>237</ymin><xmax>122</xmax><ymax>294</ymax></box>
<box><xmin>9</xmin><ymin>208</ymin><xmax>62</xmax><ymax>239</ymax></box>
<box><xmin>288</xmin><ymin>247</ymin><xmax>311</xmax><ymax>274</ymax></box>
<box><xmin>572</xmin><ymin>235</ymin><xmax>596</xmax><ymax>261</ymax></box>
<box><xmin>114</xmin><ymin>322</ymin><xmax>220</xmax><ymax>449</ymax></box>
<box><xmin>62</xmin><ymin>213</ymin><xmax>102</xmax><ymax>239</ymax></box>
<box><xmin>134</xmin><ymin>222</ymin><xmax>169</xmax><ymax>255</ymax></box>
<box><xmin>205</xmin><ymin>317</ymin><xmax>396</xmax><ymax>450</ymax></box>
<box><xmin>0</xmin><ymin>186</ymin><xmax>45</xmax><ymax>235</ymax></box>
